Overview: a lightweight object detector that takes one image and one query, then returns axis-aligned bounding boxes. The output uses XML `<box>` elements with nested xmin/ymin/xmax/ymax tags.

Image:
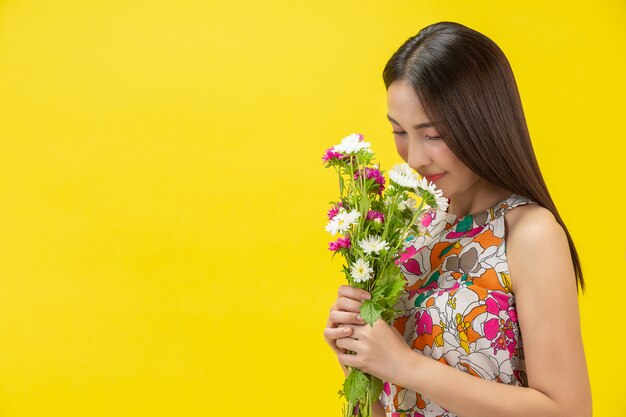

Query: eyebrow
<box><xmin>386</xmin><ymin>114</ymin><xmax>434</xmax><ymax>130</ymax></box>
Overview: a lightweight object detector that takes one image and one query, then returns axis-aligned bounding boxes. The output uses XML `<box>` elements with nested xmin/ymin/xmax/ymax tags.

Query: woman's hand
<box><xmin>323</xmin><ymin>285</ymin><xmax>372</xmax><ymax>359</ymax></box>
<box><xmin>335</xmin><ymin>316</ymin><xmax>417</xmax><ymax>384</ymax></box>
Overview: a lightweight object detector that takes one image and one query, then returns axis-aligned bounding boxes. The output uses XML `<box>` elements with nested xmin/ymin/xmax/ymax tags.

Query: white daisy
<box><xmin>358</xmin><ymin>235</ymin><xmax>390</xmax><ymax>255</ymax></box>
<box><xmin>350</xmin><ymin>257</ymin><xmax>374</xmax><ymax>283</ymax></box>
<box><xmin>416</xmin><ymin>177</ymin><xmax>449</xmax><ymax>211</ymax></box>
<box><xmin>383</xmin><ymin>185</ymin><xmax>396</xmax><ymax>207</ymax></box>
<box><xmin>415</xmin><ymin>176</ymin><xmax>437</xmax><ymax>195</ymax></box>
<box><xmin>324</xmin><ymin>208</ymin><xmax>361</xmax><ymax>236</ymax></box>
<box><xmin>332</xmin><ymin>133</ymin><xmax>372</xmax><ymax>155</ymax></box>
<box><xmin>398</xmin><ymin>197</ymin><xmax>417</xmax><ymax>212</ymax></box>
<box><xmin>434</xmin><ymin>193</ymin><xmax>449</xmax><ymax>212</ymax></box>
<box><xmin>388</xmin><ymin>163</ymin><xmax>419</xmax><ymax>188</ymax></box>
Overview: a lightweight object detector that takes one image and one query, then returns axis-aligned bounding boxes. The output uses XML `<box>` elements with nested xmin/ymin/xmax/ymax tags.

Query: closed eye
<box><xmin>391</xmin><ymin>131</ymin><xmax>440</xmax><ymax>141</ymax></box>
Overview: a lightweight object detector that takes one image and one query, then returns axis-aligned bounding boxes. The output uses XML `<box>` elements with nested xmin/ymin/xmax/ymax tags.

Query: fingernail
<box><xmin>342</xmin><ymin>328</ymin><xmax>350</xmax><ymax>333</ymax></box>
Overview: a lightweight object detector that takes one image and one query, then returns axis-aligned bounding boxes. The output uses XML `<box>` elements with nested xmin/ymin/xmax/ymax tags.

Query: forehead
<box><xmin>386</xmin><ymin>81</ymin><xmax>428</xmax><ymax>120</ymax></box>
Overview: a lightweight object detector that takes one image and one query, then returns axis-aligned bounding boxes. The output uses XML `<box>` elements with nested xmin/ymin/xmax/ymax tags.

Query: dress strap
<box><xmin>501</xmin><ymin>193</ymin><xmax>539</xmax><ymax>215</ymax></box>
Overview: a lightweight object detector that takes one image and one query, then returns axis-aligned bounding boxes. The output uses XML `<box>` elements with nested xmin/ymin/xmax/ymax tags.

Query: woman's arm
<box><xmin>391</xmin><ymin>206</ymin><xmax>592</xmax><ymax>417</ymax></box>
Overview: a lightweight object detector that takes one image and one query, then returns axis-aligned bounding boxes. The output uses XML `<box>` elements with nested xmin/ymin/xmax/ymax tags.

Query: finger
<box><xmin>324</xmin><ymin>326</ymin><xmax>352</xmax><ymax>341</ymax></box>
<box><xmin>335</xmin><ymin>296</ymin><xmax>366</xmax><ymax>313</ymax></box>
<box><xmin>330</xmin><ymin>310</ymin><xmax>367</xmax><ymax>326</ymax></box>
<box><xmin>336</xmin><ymin>334</ymin><xmax>358</xmax><ymax>351</ymax></box>
<box><xmin>323</xmin><ymin>330</ymin><xmax>351</xmax><ymax>356</ymax></box>
<box><xmin>325</xmin><ymin>338</ymin><xmax>347</xmax><ymax>356</ymax></box>
<box><xmin>326</xmin><ymin>312</ymin><xmax>337</xmax><ymax>328</ymax></box>
<box><xmin>338</xmin><ymin>285</ymin><xmax>372</xmax><ymax>302</ymax></box>
<box><xmin>339</xmin><ymin>323</ymin><xmax>360</xmax><ymax>339</ymax></box>
<box><xmin>326</xmin><ymin>302</ymin><xmax>340</xmax><ymax>328</ymax></box>
<box><xmin>337</xmin><ymin>351</ymin><xmax>360</xmax><ymax>369</ymax></box>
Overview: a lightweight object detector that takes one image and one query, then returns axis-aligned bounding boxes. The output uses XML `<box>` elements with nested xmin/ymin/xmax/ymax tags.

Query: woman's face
<box><xmin>386</xmin><ymin>80</ymin><xmax>481</xmax><ymax>200</ymax></box>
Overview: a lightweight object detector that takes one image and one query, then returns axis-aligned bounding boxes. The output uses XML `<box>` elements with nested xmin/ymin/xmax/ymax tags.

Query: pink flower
<box><xmin>366</xmin><ymin>209</ymin><xmax>385</xmax><ymax>223</ymax></box>
<box><xmin>383</xmin><ymin>381</ymin><xmax>391</xmax><ymax>396</ymax></box>
<box><xmin>354</xmin><ymin>167</ymin><xmax>386</xmax><ymax>194</ymax></box>
<box><xmin>321</xmin><ymin>147</ymin><xmax>348</xmax><ymax>163</ymax></box>
<box><xmin>483</xmin><ymin>290</ymin><xmax>518</xmax><ymax>356</ymax></box>
<box><xmin>421</xmin><ymin>210</ymin><xmax>437</xmax><ymax>227</ymax></box>
<box><xmin>327</xmin><ymin>202</ymin><xmax>344</xmax><ymax>220</ymax></box>
<box><xmin>395</xmin><ymin>245</ymin><xmax>420</xmax><ymax>265</ymax></box>
<box><xmin>415</xmin><ymin>310</ymin><xmax>433</xmax><ymax>335</ymax></box>
<box><xmin>328</xmin><ymin>236</ymin><xmax>351</xmax><ymax>251</ymax></box>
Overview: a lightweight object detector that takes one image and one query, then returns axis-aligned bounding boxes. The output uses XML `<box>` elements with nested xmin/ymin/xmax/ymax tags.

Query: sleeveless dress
<box><xmin>379</xmin><ymin>192</ymin><xmax>539</xmax><ymax>417</ymax></box>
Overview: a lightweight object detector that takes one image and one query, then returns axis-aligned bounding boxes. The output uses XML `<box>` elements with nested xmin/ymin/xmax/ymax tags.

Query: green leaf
<box><xmin>341</xmin><ymin>265</ymin><xmax>353</xmax><ymax>283</ymax></box>
<box><xmin>439</xmin><ymin>244</ymin><xmax>454</xmax><ymax>258</ymax></box>
<box><xmin>360</xmin><ymin>299</ymin><xmax>384</xmax><ymax>325</ymax></box>
<box><xmin>371</xmin><ymin>273</ymin><xmax>385</xmax><ymax>292</ymax></box>
<box><xmin>370</xmin><ymin>221</ymin><xmax>383</xmax><ymax>231</ymax></box>
<box><xmin>337</xmin><ymin>389</ymin><xmax>345</xmax><ymax>399</ymax></box>
<box><xmin>359</xmin><ymin>192</ymin><xmax>370</xmax><ymax>215</ymax></box>
<box><xmin>455</xmin><ymin>215</ymin><xmax>472</xmax><ymax>232</ymax></box>
<box><xmin>385</xmin><ymin>270</ymin><xmax>406</xmax><ymax>297</ymax></box>
<box><xmin>368</xmin><ymin>375</ymin><xmax>384</xmax><ymax>404</ymax></box>
<box><xmin>372</xmin><ymin>266</ymin><xmax>405</xmax><ymax>301</ymax></box>
<box><xmin>422</xmin><ymin>270</ymin><xmax>440</xmax><ymax>288</ymax></box>
<box><xmin>343</xmin><ymin>368</ymin><xmax>369</xmax><ymax>403</ymax></box>
<box><xmin>414</xmin><ymin>289</ymin><xmax>436</xmax><ymax>307</ymax></box>
<box><xmin>459</xmin><ymin>273</ymin><xmax>473</xmax><ymax>286</ymax></box>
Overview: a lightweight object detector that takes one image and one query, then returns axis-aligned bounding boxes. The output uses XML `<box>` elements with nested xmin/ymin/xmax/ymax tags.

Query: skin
<box><xmin>323</xmin><ymin>80</ymin><xmax>592</xmax><ymax>416</ymax></box>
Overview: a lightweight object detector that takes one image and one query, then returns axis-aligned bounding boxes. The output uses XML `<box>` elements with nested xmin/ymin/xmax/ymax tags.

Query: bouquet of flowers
<box><xmin>322</xmin><ymin>133</ymin><xmax>448</xmax><ymax>417</ymax></box>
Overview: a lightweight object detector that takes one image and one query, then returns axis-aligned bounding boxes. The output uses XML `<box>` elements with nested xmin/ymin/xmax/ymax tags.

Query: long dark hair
<box><xmin>383</xmin><ymin>21</ymin><xmax>586</xmax><ymax>295</ymax></box>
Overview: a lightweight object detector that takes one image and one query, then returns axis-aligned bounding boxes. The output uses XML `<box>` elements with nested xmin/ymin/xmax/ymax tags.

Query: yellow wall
<box><xmin>0</xmin><ymin>1</ymin><xmax>623</xmax><ymax>416</ymax></box>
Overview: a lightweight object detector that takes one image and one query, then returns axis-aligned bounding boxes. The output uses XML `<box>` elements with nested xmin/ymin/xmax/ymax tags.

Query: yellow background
<box><xmin>0</xmin><ymin>1</ymin><xmax>624</xmax><ymax>416</ymax></box>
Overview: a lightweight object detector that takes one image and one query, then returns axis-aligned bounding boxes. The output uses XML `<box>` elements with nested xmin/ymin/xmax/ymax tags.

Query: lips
<box><xmin>424</xmin><ymin>172</ymin><xmax>446</xmax><ymax>181</ymax></box>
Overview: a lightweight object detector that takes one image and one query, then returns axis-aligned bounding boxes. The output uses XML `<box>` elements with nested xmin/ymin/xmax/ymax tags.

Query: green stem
<box><xmin>389</xmin><ymin>200</ymin><xmax>428</xmax><ymax>254</ymax></box>
<box><xmin>382</xmin><ymin>192</ymin><xmax>401</xmax><ymax>240</ymax></box>
<box><xmin>335</xmin><ymin>165</ymin><xmax>344</xmax><ymax>201</ymax></box>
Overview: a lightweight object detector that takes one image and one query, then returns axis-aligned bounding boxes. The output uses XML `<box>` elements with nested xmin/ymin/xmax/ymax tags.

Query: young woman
<box><xmin>323</xmin><ymin>21</ymin><xmax>592</xmax><ymax>417</ymax></box>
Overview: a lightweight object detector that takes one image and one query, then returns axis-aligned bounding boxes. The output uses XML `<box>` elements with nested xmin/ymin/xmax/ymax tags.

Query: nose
<box><xmin>407</xmin><ymin>138</ymin><xmax>430</xmax><ymax>172</ymax></box>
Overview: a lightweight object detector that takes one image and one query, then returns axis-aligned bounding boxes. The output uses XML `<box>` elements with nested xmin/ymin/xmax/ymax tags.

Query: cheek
<box><xmin>438</xmin><ymin>146</ymin><xmax>477</xmax><ymax>180</ymax></box>
<box><xmin>437</xmin><ymin>145</ymin><xmax>462</xmax><ymax>169</ymax></box>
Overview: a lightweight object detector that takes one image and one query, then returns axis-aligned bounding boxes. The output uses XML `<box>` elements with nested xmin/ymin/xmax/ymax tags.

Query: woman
<box><xmin>323</xmin><ymin>21</ymin><xmax>592</xmax><ymax>417</ymax></box>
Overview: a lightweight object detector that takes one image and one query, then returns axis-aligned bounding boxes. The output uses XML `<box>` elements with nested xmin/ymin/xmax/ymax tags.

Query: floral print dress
<box><xmin>379</xmin><ymin>193</ymin><xmax>538</xmax><ymax>417</ymax></box>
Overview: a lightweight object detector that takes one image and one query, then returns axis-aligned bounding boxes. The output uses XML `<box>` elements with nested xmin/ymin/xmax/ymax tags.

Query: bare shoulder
<box><xmin>502</xmin><ymin>203</ymin><xmax>592</xmax><ymax>415</ymax></box>
<box><xmin>503</xmin><ymin>202</ymin><xmax>557</xmax><ymax>237</ymax></box>
<box><xmin>503</xmin><ymin>203</ymin><xmax>568</xmax><ymax>294</ymax></box>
